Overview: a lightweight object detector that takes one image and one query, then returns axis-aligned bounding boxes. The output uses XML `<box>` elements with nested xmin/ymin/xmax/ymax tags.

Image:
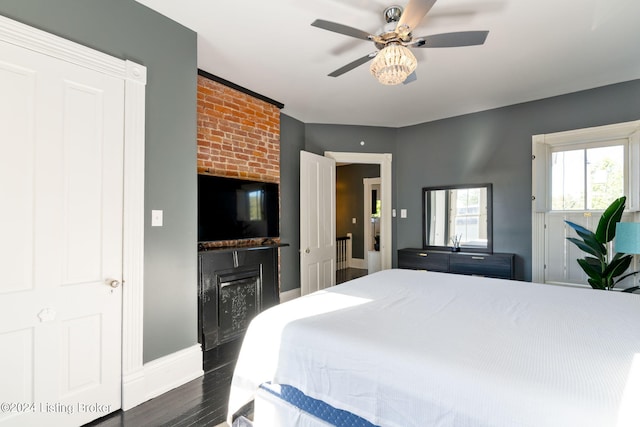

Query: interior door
<box><xmin>0</xmin><ymin>38</ymin><xmax>124</xmax><ymax>426</ymax></box>
<box><xmin>300</xmin><ymin>151</ymin><xmax>336</xmax><ymax>296</ymax></box>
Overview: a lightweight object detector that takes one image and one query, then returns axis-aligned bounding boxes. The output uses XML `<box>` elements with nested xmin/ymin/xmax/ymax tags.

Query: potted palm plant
<box><xmin>565</xmin><ymin>196</ymin><xmax>639</xmax><ymax>292</ymax></box>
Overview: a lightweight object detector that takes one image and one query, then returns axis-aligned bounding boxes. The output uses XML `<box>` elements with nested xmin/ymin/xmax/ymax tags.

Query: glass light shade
<box><xmin>370</xmin><ymin>44</ymin><xmax>417</xmax><ymax>85</ymax></box>
<box><xmin>615</xmin><ymin>222</ymin><xmax>640</xmax><ymax>254</ymax></box>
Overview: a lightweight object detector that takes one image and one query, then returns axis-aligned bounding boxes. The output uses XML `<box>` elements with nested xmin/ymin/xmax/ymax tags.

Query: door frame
<box><xmin>0</xmin><ymin>16</ymin><xmax>147</xmax><ymax>410</ymax></box>
<box><xmin>325</xmin><ymin>152</ymin><xmax>392</xmax><ymax>270</ymax></box>
<box><xmin>363</xmin><ymin>177</ymin><xmax>381</xmax><ymax>268</ymax></box>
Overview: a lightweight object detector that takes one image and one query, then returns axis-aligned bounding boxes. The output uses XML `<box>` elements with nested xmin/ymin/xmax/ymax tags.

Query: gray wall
<box><xmin>305</xmin><ymin>123</ymin><xmax>400</xmax><ymax>259</ymax></box>
<box><xmin>278</xmin><ymin>122</ymin><xmax>398</xmax><ymax>290</ymax></box>
<box><xmin>280</xmin><ymin>80</ymin><xmax>640</xmax><ymax>283</ymax></box>
<box><xmin>394</xmin><ymin>79</ymin><xmax>640</xmax><ymax>281</ymax></box>
<box><xmin>336</xmin><ymin>164</ymin><xmax>381</xmax><ymax>259</ymax></box>
<box><xmin>1</xmin><ymin>0</ymin><xmax>199</xmax><ymax>362</ymax></box>
<box><xmin>304</xmin><ymin>124</ymin><xmax>399</xmax><ymax>157</ymax></box>
<box><xmin>279</xmin><ymin>114</ymin><xmax>305</xmax><ymax>292</ymax></box>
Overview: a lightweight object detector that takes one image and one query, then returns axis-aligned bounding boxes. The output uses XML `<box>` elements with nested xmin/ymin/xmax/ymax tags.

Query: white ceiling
<box><xmin>135</xmin><ymin>0</ymin><xmax>640</xmax><ymax>128</ymax></box>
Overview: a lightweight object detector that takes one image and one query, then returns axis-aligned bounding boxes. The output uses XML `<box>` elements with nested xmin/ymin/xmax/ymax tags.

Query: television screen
<box><xmin>197</xmin><ymin>174</ymin><xmax>279</xmax><ymax>242</ymax></box>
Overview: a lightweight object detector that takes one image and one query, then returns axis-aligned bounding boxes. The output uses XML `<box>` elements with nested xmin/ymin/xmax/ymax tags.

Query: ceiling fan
<box><xmin>311</xmin><ymin>0</ymin><xmax>489</xmax><ymax>85</ymax></box>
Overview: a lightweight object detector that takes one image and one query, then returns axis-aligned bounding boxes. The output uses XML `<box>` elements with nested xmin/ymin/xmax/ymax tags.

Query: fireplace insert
<box><xmin>198</xmin><ymin>246</ymin><xmax>280</xmax><ymax>357</ymax></box>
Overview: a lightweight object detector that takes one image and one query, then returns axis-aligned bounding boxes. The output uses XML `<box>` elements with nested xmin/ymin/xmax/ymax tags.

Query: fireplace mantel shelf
<box><xmin>198</xmin><ymin>242</ymin><xmax>289</xmax><ymax>253</ymax></box>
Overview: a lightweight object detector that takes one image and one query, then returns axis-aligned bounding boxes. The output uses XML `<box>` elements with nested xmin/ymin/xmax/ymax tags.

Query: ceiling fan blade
<box><xmin>403</xmin><ymin>71</ymin><xmax>417</xmax><ymax>84</ymax></box>
<box><xmin>311</xmin><ymin>19</ymin><xmax>373</xmax><ymax>41</ymax></box>
<box><xmin>412</xmin><ymin>30</ymin><xmax>489</xmax><ymax>48</ymax></box>
<box><xmin>397</xmin><ymin>0</ymin><xmax>437</xmax><ymax>33</ymax></box>
<box><xmin>328</xmin><ymin>52</ymin><xmax>377</xmax><ymax>77</ymax></box>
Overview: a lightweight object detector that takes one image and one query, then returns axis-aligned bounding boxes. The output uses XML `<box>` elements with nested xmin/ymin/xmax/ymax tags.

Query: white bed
<box><xmin>227</xmin><ymin>269</ymin><xmax>640</xmax><ymax>427</ymax></box>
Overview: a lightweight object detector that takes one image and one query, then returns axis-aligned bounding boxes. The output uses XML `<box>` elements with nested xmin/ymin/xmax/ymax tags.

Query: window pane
<box><xmin>452</xmin><ymin>189</ymin><xmax>481</xmax><ymax>244</ymax></box>
<box><xmin>552</xmin><ymin>150</ymin><xmax>585</xmax><ymax>210</ymax></box>
<box><xmin>586</xmin><ymin>145</ymin><xmax>624</xmax><ymax>209</ymax></box>
<box><xmin>248</xmin><ymin>190</ymin><xmax>263</xmax><ymax>220</ymax></box>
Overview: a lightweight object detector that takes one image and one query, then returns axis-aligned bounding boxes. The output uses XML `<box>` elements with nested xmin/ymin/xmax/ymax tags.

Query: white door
<box><xmin>0</xmin><ymin>38</ymin><xmax>124</xmax><ymax>426</ymax></box>
<box><xmin>300</xmin><ymin>151</ymin><xmax>336</xmax><ymax>295</ymax></box>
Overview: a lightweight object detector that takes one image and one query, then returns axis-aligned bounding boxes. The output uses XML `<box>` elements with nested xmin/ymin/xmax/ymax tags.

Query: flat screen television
<box><xmin>198</xmin><ymin>174</ymin><xmax>279</xmax><ymax>242</ymax></box>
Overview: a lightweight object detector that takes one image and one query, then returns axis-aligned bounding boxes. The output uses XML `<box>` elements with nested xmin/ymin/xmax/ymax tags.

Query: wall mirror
<box><xmin>422</xmin><ymin>183</ymin><xmax>492</xmax><ymax>253</ymax></box>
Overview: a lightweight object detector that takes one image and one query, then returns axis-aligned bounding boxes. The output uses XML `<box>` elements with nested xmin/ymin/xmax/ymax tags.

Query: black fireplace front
<box><xmin>217</xmin><ymin>268</ymin><xmax>260</xmax><ymax>345</ymax></box>
<box><xmin>198</xmin><ymin>246</ymin><xmax>280</xmax><ymax>357</ymax></box>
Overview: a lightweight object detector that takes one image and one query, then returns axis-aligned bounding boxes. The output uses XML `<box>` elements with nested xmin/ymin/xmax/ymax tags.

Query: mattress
<box><xmin>254</xmin><ymin>382</ymin><xmax>377</xmax><ymax>427</ymax></box>
<box><xmin>228</xmin><ymin>269</ymin><xmax>640</xmax><ymax>427</ymax></box>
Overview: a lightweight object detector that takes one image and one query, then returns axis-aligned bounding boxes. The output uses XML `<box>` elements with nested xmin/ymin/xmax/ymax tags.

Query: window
<box><xmin>450</xmin><ymin>188</ymin><xmax>485</xmax><ymax>246</ymax></box>
<box><xmin>371</xmin><ymin>199</ymin><xmax>381</xmax><ymax>218</ymax></box>
<box><xmin>247</xmin><ymin>190</ymin><xmax>264</xmax><ymax>221</ymax></box>
<box><xmin>551</xmin><ymin>143</ymin><xmax>625</xmax><ymax>210</ymax></box>
<box><xmin>531</xmin><ymin>120</ymin><xmax>640</xmax><ymax>286</ymax></box>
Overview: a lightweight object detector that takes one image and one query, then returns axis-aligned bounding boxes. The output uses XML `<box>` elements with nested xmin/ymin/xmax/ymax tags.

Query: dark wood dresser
<box><xmin>398</xmin><ymin>248</ymin><xmax>515</xmax><ymax>280</ymax></box>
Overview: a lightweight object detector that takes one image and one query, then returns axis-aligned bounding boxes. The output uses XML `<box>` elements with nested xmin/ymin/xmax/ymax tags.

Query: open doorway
<box><xmin>335</xmin><ymin>164</ymin><xmax>380</xmax><ymax>283</ymax></box>
<box><xmin>325</xmin><ymin>151</ymin><xmax>393</xmax><ymax>279</ymax></box>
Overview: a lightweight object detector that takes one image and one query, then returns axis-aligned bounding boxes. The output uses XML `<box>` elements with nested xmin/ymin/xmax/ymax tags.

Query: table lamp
<box><xmin>615</xmin><ymin>222</ymin><xmax>640</xmax><ymax>254</ymax></box>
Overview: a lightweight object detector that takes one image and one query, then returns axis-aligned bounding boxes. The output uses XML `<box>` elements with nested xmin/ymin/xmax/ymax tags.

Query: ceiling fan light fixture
<box><xmin>369</xmin><ymin>44</ymin><xmax>417</xmax><ymax>85</ymax></box>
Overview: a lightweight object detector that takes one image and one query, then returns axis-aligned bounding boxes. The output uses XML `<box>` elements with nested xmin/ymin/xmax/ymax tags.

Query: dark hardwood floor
<box><xmin>86</xmin><ymin>271</ymin><xmax>366</xmax><ymax>427</ymax></box>
<box><xmin>85</xmin><ymin>361</ymin><xmax>234</xmax><ymax>427</ymax></box>
<box><xmin>336</xmin><ymin>267</ymin><xmax>368</xmax><ymax>284</ymax></box>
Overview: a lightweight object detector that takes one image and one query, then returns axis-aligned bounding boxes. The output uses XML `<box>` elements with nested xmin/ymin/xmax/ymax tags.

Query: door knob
<box><xmin>37</xmin><ymin>308</ymin><xmax>56</xmax><ymax>322</ymax></box>
<box><xmin>108</xmin><ymin>279</ymin><xmax>121</xmax><ymax>288</ymax></box>
<box><xmin>305</xmin><ymin>248</ymin><xmax>311</xmax><ymax>254</ymax></box>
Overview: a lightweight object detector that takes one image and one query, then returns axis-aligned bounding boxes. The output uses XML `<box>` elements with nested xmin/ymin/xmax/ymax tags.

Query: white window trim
<box><xmin>531</xmin><ymin>120</ymin><xmax>640</xmax><ymax>283</ymax></box>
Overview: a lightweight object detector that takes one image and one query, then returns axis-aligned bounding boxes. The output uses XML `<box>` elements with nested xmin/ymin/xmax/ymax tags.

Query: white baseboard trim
<box><xmin>135</xmin><ymin>344</ymin><xmax>204</xmax><ymax>407</ymax></box>
<box><xmin>280</xmin><ymin>288</ymin><xmax>301</xmax><ymax>303</ymax></box>
<box><xmin>350</xmin><ymin>258</ymin><xmax>366</xmax><ymax>269</ymax></box>
<box><xmin>122</xmin><ymin>368</ymin><xmax>146</xmax><ymax>410</ymax></box>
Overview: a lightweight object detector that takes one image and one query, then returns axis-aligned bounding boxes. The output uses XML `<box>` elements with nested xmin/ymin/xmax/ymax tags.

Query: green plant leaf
<box><xmin>587</xmin><ymin>277</ymin><xmax>606</xmax><ymax>290</ymax></box>
<box><xmin>614</xmin><ymin>270</ymin><xmax>640</xmax><ymax>285</ymax></box>
<box><xmin>611</xmin><ymin>252</ymin><xmax>625</xmax><ymax>262</ymax></box>
<box><xmin>584</xmin><ymin>256</ymin><xmax>601</xmax><ymax>267</ymax></box>
<box><xmin>604</xmin><ymin>255</ymin><xmax>632</xmax><ymax>282</ymax></box>
<box><xmin>577</xmin><ymin>258</ymin><xmax>605</xmax><ymax>280</ymax></box>
<box><xmin>565</xmin><ymin>221</ymin><xmax>606</xmax><ymax>257</ymax></box>
<box><xmin>565</xmin><ymin>221</ymin><xmax>595</xmax><ymax>238</ymax></box>
<box><xmin>621</xmin><ymin>286</ymin><xmax>640</xmax><ymax>293</ymax></box>
<box><xmin>595</xmin><ymin>196</ymin><xmax>626</xmax><ymax>243</ymax></box>
<box><xmin>567</xmin><ymin>237</ymin><xmax>601</xmax><ymax>258</ymax></box>
<box><xmin>580</xmin><ymin>234</ymin><xmax>606</xmax><ymax>256</ymax></box>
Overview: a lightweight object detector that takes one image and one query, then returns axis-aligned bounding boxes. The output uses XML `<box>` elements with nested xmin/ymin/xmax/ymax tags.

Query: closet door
<box><xmin>0</xmin><ymin>36</ymin><xmax>125</xmax><ymax>426</ymax></box>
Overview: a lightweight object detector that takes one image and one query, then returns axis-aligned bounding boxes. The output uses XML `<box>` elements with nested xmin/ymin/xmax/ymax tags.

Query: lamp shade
<box><xmin>615</xmin><ymin>222</ymin><xmax>640</xmax><ymax>254</ymax></box>
<box><xmin>370</xmin><ymin>44</ymin><xmax>417</xmax><ymax>85</ymax></box>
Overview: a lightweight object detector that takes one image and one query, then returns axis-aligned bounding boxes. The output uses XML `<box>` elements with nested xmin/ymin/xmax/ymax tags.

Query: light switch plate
<box><xmin>400</xmin><ymin>209</ymin><xmax>407</xmax><ymax>218</ymax></box>
<box><xmin>392</xmin><ymin>209</ymin><xmax>396</xmax><ymax>217</ymax></box>
<box><xmin>352</xmin><ymin>217</ymin><xmax>357</xmax><ymax>224</ymax></box>
<box><xmin>151</xmin><ymin>210</ymin><xmax>163</xmax><ymax>227</ymax></box>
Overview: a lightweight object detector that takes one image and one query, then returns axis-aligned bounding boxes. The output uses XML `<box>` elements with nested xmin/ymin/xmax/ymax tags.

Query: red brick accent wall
<box><xmin>197</xmin><ymin>74</ymin><xmax>281</xmax><ymax>249</ymax></box>
<box><xmin>197</xmin><ymin>75</ymin><xmax>280</xmax><ymax>183</ymax></box>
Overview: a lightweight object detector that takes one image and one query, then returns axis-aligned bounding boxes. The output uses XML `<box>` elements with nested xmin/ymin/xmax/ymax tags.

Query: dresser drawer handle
<box><xmin>471</xmin><ymin>256</ymin><xmax>485</xmax><ymax>260</ymax></box>
<box><xmin>418</xmin><ymin>253</ymin><xmax>428</xmax><ymax>257</ymax></box>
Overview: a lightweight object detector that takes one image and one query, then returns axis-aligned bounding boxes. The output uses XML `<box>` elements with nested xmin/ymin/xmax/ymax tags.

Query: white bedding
<box><xmin>227</xmin><ymin>269</ymin><xmax>640</xmax><ymax>427</ymax></box>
